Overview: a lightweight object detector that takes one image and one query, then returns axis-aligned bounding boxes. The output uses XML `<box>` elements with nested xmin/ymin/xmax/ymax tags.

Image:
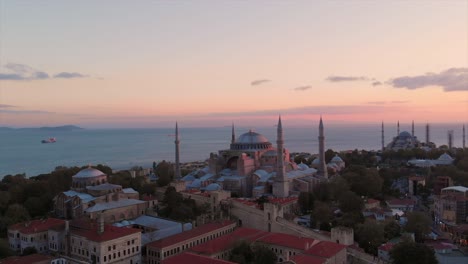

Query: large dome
<box><xmin>231</xmin><ymin>130</ymin><xmax>273</xmax><ymax>150</ymax></box>
<box><xmin>398</xmin><ymin>131</ymin><xmax>412</xmax><ymax>139</ymax></box>
<box><xmin>237</xmin><ymin>130</ymin><xmax>270</xmax><ymax>144</ymax></box>
<box><xmin>73</xmin><ymin>167</ymin><xmax>106</xmax><ymax>178</ymax></box>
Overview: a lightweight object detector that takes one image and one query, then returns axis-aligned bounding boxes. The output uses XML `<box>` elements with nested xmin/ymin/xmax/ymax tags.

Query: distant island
<box><xmin>0</xmin><ymin>125</ymin><xmax>84</xmax><ymax>131</ymax></box>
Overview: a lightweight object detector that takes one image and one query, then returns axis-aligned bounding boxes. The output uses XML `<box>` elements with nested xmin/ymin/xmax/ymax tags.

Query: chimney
<box><xmin>65</xmin><ymin>221</ymin><xmax>69</xmax><ymax>234</ymax></box>
<box><xmin>181</xmin><ymin>222</ymin><xmax>185</xmax><ymax>232</ymax></box>
<box><xmin>98</xmin><ymin>214</ymin><xmax>105</xmax><ymax>234</ymax></box>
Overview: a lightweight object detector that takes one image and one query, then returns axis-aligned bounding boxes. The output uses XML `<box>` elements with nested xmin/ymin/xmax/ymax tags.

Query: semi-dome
<box><xmin>438</xmin><ymin>153</ymin><xmax>454</xmax><ymax>161</ymax></box>
<box><xmin>73</xmin><ymin>167</ymin><xmax>106</xmax><ymax>178</ymax></box>
<box><xmin>237</xmin><ymin>130</ymin><xmax>270</xmax><ymax>144</ymax></box>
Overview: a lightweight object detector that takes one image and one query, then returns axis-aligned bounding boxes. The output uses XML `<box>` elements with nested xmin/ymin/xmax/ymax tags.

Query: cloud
<box><xmin>389</xmin><ymin>68</ymin><xmax>468</xmax><ymax>92</ymax></box>
<box><xmin>293</xmin><ymin>85</ymin><xmax>312</xmax><ymax>91</ymax></box>
<box><xmin>0</xmin><ymin>104</ymin><xmax>16</xmax><ymax>108</ymax></box>
<box><xmin>366</xmin><ymin>100</ymin><xmax>409</xmax><ymax>105</ymax></box>
<box><xmin>367</xmin><ymin>101</ymin><xmax>387</xmax><ymax>105</ymax></box>
<box><xmin>251</xmin><ymin>79</ymin><xmax>271</xmax><ymax>86</ymax></box>
<box><xmin>391</xmin><ymin>100</ymin><xmax>409</xmax><ymax>104</ymax></box>
<box><xmin>326</xmin><ymin>76</ymin><xmax>369</xmax><ymax>82</ymax></box>
<box><xmin>0</xmin><ymin>63</ymin><xmax>88</xmax><ymax>81</ymax></box>
<box><xmin>372</xmin><ymin>81</ymin><xmax>382</xmax><ymax>86</ymax></box>
<box><xmin>54</xmin><ymin>72</ymin><xmax>87</xmax><ymax>79</ymax></box>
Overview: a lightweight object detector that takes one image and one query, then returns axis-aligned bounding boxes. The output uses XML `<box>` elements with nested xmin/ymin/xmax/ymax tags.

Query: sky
<box><xmin>0</xmin><ymin>0</ymin><xmax>467</xmax><ymax>128</ymax></box>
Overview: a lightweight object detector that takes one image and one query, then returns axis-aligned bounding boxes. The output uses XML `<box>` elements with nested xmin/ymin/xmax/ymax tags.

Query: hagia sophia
<box><xmin>179</xmin><ymin>117</ymin><xmax>345</xmax><ymax>198</ymax></box>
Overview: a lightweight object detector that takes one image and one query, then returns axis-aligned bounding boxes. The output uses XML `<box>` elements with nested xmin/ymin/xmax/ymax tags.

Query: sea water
<box><xmin>0</xmin><ymin>123</ymin><xmax>463</xmax><ymax>177</ymax></box>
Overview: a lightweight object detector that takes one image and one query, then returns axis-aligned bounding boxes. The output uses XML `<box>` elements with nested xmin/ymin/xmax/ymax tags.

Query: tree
<box><xmin>22</xmin><ymin>246</ymin><xmax>37</xmax><ymax>256</ymax></box>
<box><xmin>384</xmin><ymin>220</ymin><xmax>401</xmax><ymax>240</ymax></box>
<box><xmin>328</xmin><ymin>176</ymin><xmax>350</xmax><ymax>201</ymax></box>
<box><xmin>311</xmin><ymin>201</ymin><xmax>332</xmax><ymax>229</ymax></box>
<box><xmin>298</xmin><ymin>192</ymin><xmax>315</xmax><ymax>214</ymax></box>
<box><xmin>252</xmin><ymin>245</ymin><xmax>277</xmax><ymax>264</ymax></box>
<box><xmin>0</xmin><ymin>238</ymin><xmax>13</xmax><ymax>259</ymax></box>
<box><xmin>342</xmin><ymin>166</ymin><xmax>383</xmax><ymax>197</ymax></box>
<box><xmin>355</xmin><ymin>219</ymin><xmax>386</xmax><ymax>256</ymax></box>
<box><xmin>229</xmin><ymin>240</ymin><xmax>254</xmax><ymax>264</ymax></box>
<box><xmin>390</xmin><ymin>241</ymin><xmax>437</xmax><ymax>264</ymax></box>
<box><xmin>338</xmin><ymin>191</ymin><xmax>363</xmax><ymax>213</ymax></box>
<box><xmin>5</xmin><ymin>204</ymin><xmax>30</xmax><ymax>224</ymax></box>
<box><xmin>404</xmin><ymin>212</ymin><xmax>431</xmax><ymax>242</ymax></box>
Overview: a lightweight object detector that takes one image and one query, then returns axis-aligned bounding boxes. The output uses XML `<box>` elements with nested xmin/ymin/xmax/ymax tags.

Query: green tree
<box><xmin>21</xmin><ymin>246</ymin><xmax>37</xmax><ymax>256</ymax></box>
<box><xmin>229</xmin><ymin>240</ymin><xmax>254</xmax><ymax>264</ymax></box>
<box><xmin>355</xmin><ymin>219</ymin><xmax>386</xmax><ymax>255</ymax></box>
<box><xmin>390</xmin><ymin>241</ymin><xmax>437</xmax><ymax>264</ymax></box>
<box><xmin>384</xmin><ymin>220</ymin><xmax>401</xmax><ymax>240</ymax></box>
<box><xmin>404</xmin><ymin>212</ymin><xmax>431</xmax><ymax>242</ymax></box>
<box><xmin>0</xmin><ymin>238</ymin><xmax>13</xmax><ymax>259</ymax></box>
<box><xmin>5</xmin><ymin>204</ymin><xmax>30</xmax><ymax>224</ymax></box>
<box><xmin>311</xmin><ymin>201</ymin><xmax>332</xmax><ymax>229</ymax></box>
<box><xmin>253</xmin><ymin>245</ymin><xmax>277</xmax><ymax>264</ymax></box>
<box><xmin>298</xmin><ymin>192</ymin><xmax>315</xmax><ymax>214</ymax></box>
<box><xmin>342</xmin><ymin>166</ymin><xmax>383</xmax><ymax>197</ymax></box>
<box><xmin>338</xmin><ymin>191</ymin><xmax>364</xmax><ymax>213</ymax></box>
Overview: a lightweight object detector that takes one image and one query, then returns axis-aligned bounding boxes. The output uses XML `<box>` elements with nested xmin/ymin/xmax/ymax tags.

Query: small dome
<box><xmin>205</xmin><ymin>183</ymin><xmax>222</xmax><ymax>191</ymax></box>
<box><xmin>438</xmin><ymin>153</ymin><xmax>454</xmax><ymax>161</ymax></box>
<box><xmin>237</xmin><ymin>130</ymin><xmax>270</xmax><ymax>144</ymax></box>
<box><xmin>312</xmin><ymin>158</ymin><xmax>321</xmax><ymax>165</ymax></box>
<box><xmin>297</xmin><ymin>162</ymin><xmax>309</xmax><ymax>170</ymax></box>
<box><xmin>330</xmin><ymin>154</ymin><xmax>344</xmax><ymax>163</ymax></box>
<box><xmin>121</xmin><ymin>220</ymin><xmax>130</xmax><ymax>226</ymax></box>
<box><xmin>73</xmin><ymin>167</ymin><xmax>106</xmax><ymax>178</ymax></box>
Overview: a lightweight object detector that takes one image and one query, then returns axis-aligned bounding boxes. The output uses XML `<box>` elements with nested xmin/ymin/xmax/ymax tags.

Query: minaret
<box><xmin>426</xmin><ymin>123</ymin><xmax>430</xmax><ymax>144</ymax></box>
<box><xmin>318</xmin><ymin>116</ymin><xmax>328</xmax><ymax>178</ymax></box>
<box><xmin>397</xmin><ymin>121</ymin><xmax>400</xmax><ymax>136</ymax></box>
<box><xmin>273</xmin><ymin>115</ymin><xmax>289</xmax><ymax>197</ymax></box>
<box><xmin>231</xmin><ymin>123</ymin><xmax>236</xmax><ymax>144</ymax></box>
<box><xmin>174</xmin><ymin>122</ymin><xmax>181</xmax><ymax>179</ymax></box>
<box><xmin>463</xmin><ymin>125</ymin><xmax>466</xmax><ymax>149</ymax></box>
<box><xmin>412</xmin><ymin>120</ymin><xmax>415</xmax><ymax>138</ymax></box>
<box><xmin>381</xmin><ymin>121</ymin><xmax>385</xmax><ymax>151</ymax></box>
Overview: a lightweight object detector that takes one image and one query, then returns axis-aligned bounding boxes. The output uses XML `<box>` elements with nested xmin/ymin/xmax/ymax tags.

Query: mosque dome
<box><xmin>73</xmin><ymin>167</ymin><xmax>106</xmax><ymax>178</ymax></box>
<box><xmin>205</xmin><ymin>183</ymin><xmax>222</xmax><ymax>192</ymax></box>
<box><xmin>312</xmin><ymin>158</ymin><xmax>321</xmax><ymax>165</ymax></box>
<box><xmin>398</xmin><ymin>131</ymin><xmax>412</xmax><ymax>139</ymax></box>
<box><xmin>237</xmin><ymin>130</ymin><xmax>270</xmax><ymax>144</ymax></box>
<box><xmin>231</xmin><ymin>130</ymin><xmax>273</xmax><ymax>150</ymax></box>
<box><xmin>438</xmin><ymin>153</ymin><xmax>454</xmax><ymax>161</ymax></box>
<box><xmin>297</xmin><ymin>162</ymin><xmax>309</xmax><ymax>170</ymax></box>
<box><xmin>330</xmin><ymin>154</ymin><xmax>344</xmax><ymax>163</ymax></box>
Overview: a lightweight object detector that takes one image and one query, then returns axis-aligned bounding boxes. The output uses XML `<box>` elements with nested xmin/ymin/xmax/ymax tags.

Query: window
<box><xmin>113</xmin><ymin>245</ymin><xmax>116</xmax><ymax>250</ymax></box>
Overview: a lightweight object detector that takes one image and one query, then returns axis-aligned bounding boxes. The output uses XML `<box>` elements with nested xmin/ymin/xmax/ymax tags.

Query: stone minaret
<box><xmin>426</xmin><ymin>123</ymin><xmax>430</xmax><ymax>144</ymax></box>
<box><xmin>412</xmin><ymin>120</ymin><xmax>415</xmax><ymax>138</ymax></box>
<box><xmin>231</xmin><ymin>123</ymin><xmax>236</xmax><ymax>144</ymax></box>
<box><xmin>397</xmin><ymin>121</ymin><xmax>400</xmax><ymax>136</ymax></box>
<box><xmin>318</xmin><ymin>117</ymin><xmax>328</xmax><ymax>178</ymax></box>
<box><xmin>174</xmin><ymin>122</ymin><xmax>181</xmax><ymax>179</ymax></box>
<box><xmin>273</xmin><ymin>115</ymin><xmax>289</xmax><ymax>197</ymax></box>
<box><xmin>381</xmin><ymin>121</ymin><xmax>385</xmax><ymax>151</ymax></box>
<box><xmin>463</xmin><ymin>125</ymin><xmax>466</xmax><ymax>149</ymax></box>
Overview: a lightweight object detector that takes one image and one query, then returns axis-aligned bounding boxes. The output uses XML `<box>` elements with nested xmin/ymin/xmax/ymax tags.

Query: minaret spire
<box><xmin>412</xmin><ymin>120</ymin><xmax>415</xmax><ymax>138</ymax></box>
<box><xmin>318</xmin><ymin>116</ymin><xmax>328</xmax><ymax>178</ymax></box>
<box><xmin>463</xmin><ymin>124</ymin><xmax>466</xmax><ymax>149</ymax></box>
<box><xmin>231</xmin><ymin>123</ymin><xmax>236</xmax><ymax>144</ymax></box>
<box><xmin>426</xmin><ymin>123</ymin><xmax>430</xmax><ymax>144</ymax></box>
<box><xmin>397</xmin><ymin>121</ymin><xmax>400</xmax><ymax>136</ymax></box>
<box><xmin>381</xmin><ymin>121</ymin><xmax>385</xmax><ymax>152</ymax></box>
<box><xmin>174</xmin><ymin>122</ymin><xmax>181</xmax><ymax>179</ymax></box>
<box><xmin>273</xmin><ymin>115</ymin><xmax>289</xmax><ymax>197</ymax></box>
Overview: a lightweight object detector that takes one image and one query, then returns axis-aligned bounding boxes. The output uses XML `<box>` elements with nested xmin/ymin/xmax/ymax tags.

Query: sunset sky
<box><xmin>0</xmin><ymin>1</ymin><xmax>467</xmax><ymax>128</ymax></box>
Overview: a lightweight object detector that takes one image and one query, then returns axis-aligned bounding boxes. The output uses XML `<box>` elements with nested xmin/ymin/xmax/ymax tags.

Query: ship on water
<box><xmin>41</xmin><ymin>137</ymin><xmax>56</xmax><ymax>143</ymax></box>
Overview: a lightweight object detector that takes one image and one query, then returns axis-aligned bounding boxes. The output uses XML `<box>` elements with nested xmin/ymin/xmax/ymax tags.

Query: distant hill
<box><xmin>38</xmin><ymin>125</ymin><xmax>83</xmax><ymax>131</ymax></box>
<box><xmin>0</xmin><ymin>125</ymin><xmax>84</xmax><ymax>131</ymax></box>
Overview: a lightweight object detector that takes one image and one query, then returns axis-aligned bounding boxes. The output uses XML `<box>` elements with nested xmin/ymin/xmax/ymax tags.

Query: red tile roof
<box><xmin>162</xmin><ymin>252</ymin><xmax>235</xmax><ymax>264</ymax></box>
<box><xmin>289</xmin><ymin>254</ymin><xmax>326</xmax><ymax>264</ymax></box>
<box><xmin>268</xmin><ymin>197</ymin><xmax>298</xmax><ymax>205</ymax></box>
<box><xmin>71</xmin><ymin>224</ymin><xmax>141</xmax><ymax>242</ymax></box>
<box><xmin>190</xmin><ymin>227</ymin><xmax>269</xmax><ymax>255</ymax></box>
<box><xmin>147</xmin><ymin>220</ymin><xmax>236</xmax><ymax>249</ymax></box>
<box><xmin>304</xmin><ymin>241</ymin><xmax>347</xmax><ymax>258</ymax></box>
<box><xmin>0</xmin><ymin>254</ymin><xmax>54</xmax><ymax>264</ymax></box>
<box><xmin>366</xmin><ymin>199</ymin><xmax>380</xmax><ymax>204</ymax></box>
<box><xmin>257</xmin><ymin>232</ymin><xmax>316</xmax><ymax>250</ymax></box>
<box><xmin>8</xmin><ymin>218</ymin><xmax>65</xmax><ymax>234</ymax></box>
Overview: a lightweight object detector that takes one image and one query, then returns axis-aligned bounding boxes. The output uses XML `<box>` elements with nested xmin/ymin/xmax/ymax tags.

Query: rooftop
<box><xmin>190</xmin><ymin>227</ymin><xmax>269</xmax><ymax>255</ymax></box>
<box><xmin>387</xmin><ymin>198</ymin><xmax>416</xmax><ymax>206</ymax></box>
<box><xmin>85</xmin><ymin>198</ymin><xmax>146</xmax><ymax>213</ymax></box>
<box><xmin>289</xmin><ymin>254</ymin><xmax>327</xmax><ymax>264</ymax></box>
<box><xmin>9</xmin><ymin>218</ymin><xmax>65</xmax><ymax>234</ymax></box>
<box><xmin>304</xmin><ymin>241</ymin><xmax>347</xmax><ymax>258</ymax></box>
<box><xmin>147</xmin><ymin>220</ymin><xmax>236</xmax><ymax>249</ymax></box>
<box><xmin>442</xmin><ymin>186</ymin><xmax>468</xmax><ymax>193</ymax></box>
<box><xmin>73</xmin><ymin>167</ymin><xmax>106</xmax><ymax>178</ymax></box>
<box><xmin>162</xmin><ymin>252</ymin><xmax>235</xmax><ymax>264</ymax></box>
<box><xmin>258</xmin><ymin>232</ymin><xmax>317</xmax><ymax>250</ymax></box>
<box><xmin>71</xmin><ymin>222</ymin><xmax>141</xmax><ymax>242</ymax></box>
